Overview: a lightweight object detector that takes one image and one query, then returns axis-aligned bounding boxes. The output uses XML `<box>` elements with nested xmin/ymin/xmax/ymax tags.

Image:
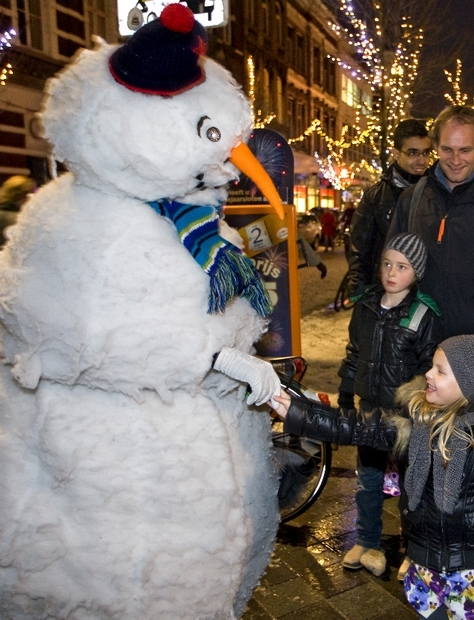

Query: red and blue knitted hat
<box><xmin>109</xmin><ymin>3</ymin><xmax>208</xmax><ymax>96</ymax></box>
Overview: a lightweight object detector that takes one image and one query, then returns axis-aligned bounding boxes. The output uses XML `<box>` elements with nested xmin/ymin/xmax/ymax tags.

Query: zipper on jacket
<box><xmin>437</xmin><ymin>215</ymin><xmax>447</xmax><ymax>244</ymax></box>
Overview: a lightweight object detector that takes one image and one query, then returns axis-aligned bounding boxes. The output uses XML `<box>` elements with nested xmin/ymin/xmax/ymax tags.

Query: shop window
<box><xmin>56</xmin><ymin>10</ymin><xmax>85</xmax><ymax>39</ymax></box>
<box><xmin>88</xmin><ymin>0</ymin><xmax>106</xmax><ymax>39</ymax></box>
<box><xmin>294</xmin><ymin>185</ymin><xmax>307</xmax><ymax>213</ymax></box>
<box><xmin>313</xmin><ymin>46</ymin><xmax>322</xmax><ymax>85</ymax></box>
<box><xmin>275</xmin><ymin>3</ymin><xmax>282</xmax><ymax>47</ymax></box>
<box><xmin>57</xmin><ymin>35</ymin><xmax>81</xmax><ymax>57</ymax></box>
<box><xmin>296</xmin><ymin>33</ymin><xmax>304</xmax><ymax>74</ymax></box>
<box><xmin>57</xmin><ymin>0</ymin><xmax>83</xmax><ymax>12</ymax></box>
<box><xmin>17</xmin><ymin>0</ymin><xmax>43</xmax><ymax>50</ymax></box>
<box><xmin>0</xmin><ymin>110</ymin><xmax>24</xmax><ymax>127</ymax></box>
<box><xmin>320</xmin><ymin>188</ymin><xmax>335</xmax><ymax>209</ymax></box>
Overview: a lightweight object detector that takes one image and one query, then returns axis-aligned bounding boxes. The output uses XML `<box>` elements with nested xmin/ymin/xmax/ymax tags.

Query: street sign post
<box><xmin>117</xmin><ymin>0</ymin><xmax>229</xmax><ymax>36</ymax></box>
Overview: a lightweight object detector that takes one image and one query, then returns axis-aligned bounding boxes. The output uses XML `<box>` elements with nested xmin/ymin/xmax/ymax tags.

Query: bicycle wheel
<box><xmin>273</xmin><ymin>427</ymin><xmax>332</xmax><ymax>522</ymax></box>
<box><xmin>334</xmin><ymin>271</ymin><xmax>355</xmax><ymax>312</ymax></box>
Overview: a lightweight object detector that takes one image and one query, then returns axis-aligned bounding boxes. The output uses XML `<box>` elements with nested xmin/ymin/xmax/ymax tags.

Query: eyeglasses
<box><xmin>399</xmin><ymin>149</ymin><xmax>433</xmax><ymax>159</ymax></box>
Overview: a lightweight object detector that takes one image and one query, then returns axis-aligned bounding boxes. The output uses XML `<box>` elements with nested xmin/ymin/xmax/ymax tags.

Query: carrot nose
<box><xmin>229</xmin><ymin>141</ymin><xmax>285</xmax><ymax>220</ymax></box>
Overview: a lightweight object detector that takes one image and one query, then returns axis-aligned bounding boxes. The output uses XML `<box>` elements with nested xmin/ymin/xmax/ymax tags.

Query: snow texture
<box><xmin>0</xmin><ymin>39</ymin><xmax>279</xmax><ymax>619</ymax></box>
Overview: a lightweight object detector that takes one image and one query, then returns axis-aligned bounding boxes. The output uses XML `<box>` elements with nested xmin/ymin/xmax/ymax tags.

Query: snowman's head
<box><xmin>41</xmin><ymin>4</ymin><xmax>283</xmax><ymax>216</ymax></box>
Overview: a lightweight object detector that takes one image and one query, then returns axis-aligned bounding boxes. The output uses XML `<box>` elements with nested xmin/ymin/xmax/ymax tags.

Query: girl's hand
<box><xmin>268</xmin><ymin>390</ymin><xmax>291</xmax><ymax>418</ymax></box>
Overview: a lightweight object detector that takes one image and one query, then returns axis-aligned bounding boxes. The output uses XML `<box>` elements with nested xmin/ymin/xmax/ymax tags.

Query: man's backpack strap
<box><xmin>408</xmin><ymin>176</ymin><xmax>428</xmax><ymax>233</ymax></box>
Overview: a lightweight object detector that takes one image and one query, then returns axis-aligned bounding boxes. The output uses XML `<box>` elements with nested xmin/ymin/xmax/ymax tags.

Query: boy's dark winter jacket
<box><xmin>284</xmin><ymin>377</ymin><xmax>474</xmax><ymax>573</ymax></box>
<box><xmin>338</xmin><ymin>285</ymin><xmax>441</xmax><ymax>410</ymax></box>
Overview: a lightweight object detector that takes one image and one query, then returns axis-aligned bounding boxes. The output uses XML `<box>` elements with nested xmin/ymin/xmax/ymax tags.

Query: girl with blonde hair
<box><xmin>271</xmin><ymin>335</ymin><xmax>474</xmax><ymax>620</ymax></box>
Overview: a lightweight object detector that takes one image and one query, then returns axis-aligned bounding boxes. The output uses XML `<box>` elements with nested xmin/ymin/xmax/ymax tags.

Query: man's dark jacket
<box><xmin>338</xmin><ymin>285</ymin><xmax>441</xmax><ymax>410</ymax></box>
<box><xmin>389</xmin><ymin>162</ymin><xmax>474</xmax><ymax>339</ymax></box>
<box><xmin>348</xmin><ymin>165</ymin><xmax>407</xmax><ymax>297</ymax></box>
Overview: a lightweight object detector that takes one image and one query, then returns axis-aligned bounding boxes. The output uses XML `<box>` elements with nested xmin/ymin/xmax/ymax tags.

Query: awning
<box><xmin>292</xmin><ymin>149</ymin><xmax>320</xmax><ymax>175</ymax></box>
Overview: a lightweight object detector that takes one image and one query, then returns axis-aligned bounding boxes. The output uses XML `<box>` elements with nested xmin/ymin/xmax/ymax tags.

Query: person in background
<box><xmin>348</xmin><ymin>119</ymin><xmax>431</xmax><ymax>297</ymax></box>
<box><xmin>337</xmin><ymin>233</ymin><xmax>441</xmax><ymax>579</ymax></box>
<box><xmin>0</xmin><ymin>175</ymin><xmax>36</xmax><ymax>246</ymax></box>
<box><xmin>340</xmin><ymin>202</ymin><xmax>356</xmax><ymax>261</ymax></box>
<box><xmin>388</xmin><ymin>105</ymin><xmax>474</xmax><ymax>340</ymax></box>
<box><xmin>270</xmin><ymin>334</ymin><xmax>474</xmax><ymax>620</ymax></box>
<box><xmin>320</xmin><ymin>207</ymin><xmax>337</xmax><ymax>252</ymax></box>
<box><xmin>340</xmin><ymin>201</ymin><xmax>356</xmax><ymax>230</ymax></box>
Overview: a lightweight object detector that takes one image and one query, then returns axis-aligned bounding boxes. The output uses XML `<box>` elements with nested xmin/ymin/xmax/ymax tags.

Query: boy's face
<box><xmin>425</xmin><ymin>349</ymin><xmax>464</xmax><ymax>406</ymax></box>
<box><xmin>380</xmin><ymin>249</ymin><xmax>416</xmax><ymax>295</ymax></box>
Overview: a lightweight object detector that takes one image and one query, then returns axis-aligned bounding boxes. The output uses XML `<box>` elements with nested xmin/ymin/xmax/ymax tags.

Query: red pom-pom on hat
<box><xmin>161</xmin><ymin>3</ymin><xmax>195</xmax><ymax>33</ymax></box>
<box><xmin>109</xmin><ymin>2</ymin><xmax>208</xmax><ymax>96</ymax></box>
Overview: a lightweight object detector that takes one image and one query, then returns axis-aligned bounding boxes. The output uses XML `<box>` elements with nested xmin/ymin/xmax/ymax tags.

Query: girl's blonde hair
<box><xmin>404</xmin><ymin>383</ymin><xmax>472</xmax><ymax>463</ymax></box>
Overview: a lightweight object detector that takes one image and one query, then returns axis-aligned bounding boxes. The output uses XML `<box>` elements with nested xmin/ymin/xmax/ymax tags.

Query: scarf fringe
<box><xmin>148</xmin><ymin>200</ymin><xmax>273</xmax><ymax>316</ymax></box>
<box><xmin>208</xmin><ymin>245</ymin><xmax>273</xmax><ymax>316</ymax></box>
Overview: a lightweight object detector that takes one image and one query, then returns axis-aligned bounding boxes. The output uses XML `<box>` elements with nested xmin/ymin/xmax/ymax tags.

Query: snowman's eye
<box><xmin>197</xmin><ymin>116</ymin><xmax>221</xmax><ymax>142</ymax></box>
<box><xmin>206</xmin><ymin>127</ymin><xmax>221</xmax><ymax>142</ymax></box>
<box><xmin>197</xmin><ymin>115</ymin><xmax>210</xmax><ymax>137</ymax></box>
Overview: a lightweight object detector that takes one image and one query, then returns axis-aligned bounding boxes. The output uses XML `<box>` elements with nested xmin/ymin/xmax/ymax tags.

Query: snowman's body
<box><xmin>0</xmin><ymin>29</ymin><xmax>279</xmax><ymax>620</ymax></box>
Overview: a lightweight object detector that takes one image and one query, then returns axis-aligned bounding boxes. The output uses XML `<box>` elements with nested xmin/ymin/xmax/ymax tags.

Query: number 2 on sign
<box><xmin>246</xmin><ymin>221</ymin><xmax>272</xmax><ymax>253</ymax></box>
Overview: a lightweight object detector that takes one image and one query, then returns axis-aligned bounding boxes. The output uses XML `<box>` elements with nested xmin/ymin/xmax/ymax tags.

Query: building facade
<box><xmin>0</xmin><ymin>0</ymin><xmax>119</xmax><ymax>186</ymax></box>
<box><xmin>0</xmin><ymin>0</ymin><xmax>376</xmax><ymax>207</ymax></box>
<box><xmin>206</xmin><ymin>0</ymin><xmax>376</xmax><ymax>212</ymax></box>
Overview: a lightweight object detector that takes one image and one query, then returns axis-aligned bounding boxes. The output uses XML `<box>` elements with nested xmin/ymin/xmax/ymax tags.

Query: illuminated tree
<box><xmin>288</xmin><ymin>116</ymin><xmax>380</xmax><ymax>190</ymax></box>
<box><xmin>321</xmin><ymin>0</ymin><xmax>459</xmax><ymax>169</ymax></box>
<box><xmin>444</xmin><ymin>59</ymin><xmax>474</xmax><ymax>108</ymax></box>
<box><xmin>336</xmin><ymin>0</ymin><xmax>423</xmax><ymax>170</ymax></box>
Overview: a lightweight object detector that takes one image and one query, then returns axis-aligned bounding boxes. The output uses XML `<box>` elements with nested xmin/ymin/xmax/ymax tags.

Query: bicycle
<box><xmin>334</xmin><ymin>270</ymin><xmax>355</xmax><ymax>312</ymax></box>
<box><xmin>267</xmin><ymin>356</ymin><xmax>332</xmax><ymax>522</ymax></box>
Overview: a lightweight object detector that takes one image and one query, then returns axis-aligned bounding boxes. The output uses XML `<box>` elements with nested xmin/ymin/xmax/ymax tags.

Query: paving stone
<box><xmin>329</xmin><ymin>582</ymin><xmax>407</xmax><ymax>619</ymax></box>
<box><xmin>242</xmin><ymin>598</ymin><xmax>273</xmax><ymax>620</ymax></box>
<box><xmin>279</xmin><ymin>599</ymin><xmax>347</xmax><ymax>619</ymax></box>
<box><xmin>243</xmin><ymin>445</ymin><xmax>416</xmax><ymax>619</ymax></box>
<box><xmin>306</xmin><ymin>542</ymin><xmax>342</xmax><ymax>568</ymax></box>
<box><xmin>260</xmin><ymin>554</ymin><xmax>298</xmax><ymax>587</ymax></box>
<box><xmin>251</xmin><ymin>576</ymin><xmax>324</xmax><ymax>617</ymax></box>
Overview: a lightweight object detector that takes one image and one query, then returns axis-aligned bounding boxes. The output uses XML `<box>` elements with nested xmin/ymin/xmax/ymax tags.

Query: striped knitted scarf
<box><xmin>148</xmin><ymin>200</ymin><xmax>273</xmax><ymax>316</ymax></box>
<box><xmin>404</xmin><ymin>410</ymin><xmax>474</xmax><ymax>515</ymax></box>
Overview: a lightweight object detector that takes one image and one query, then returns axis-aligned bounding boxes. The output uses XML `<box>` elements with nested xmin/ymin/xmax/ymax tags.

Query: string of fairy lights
<box><xmin>247</xmin><ymin>1</ymin><xmax>425</xmax><ymax>190</ymax></box>
<box><xmin>444</xmin><ymin>59</ymin><xmax>473</xmax><ymax>107</ymax></box>
<box><xmin>246</xmin><ymin>56</ymin><xmax>276</xmax><ymax>129</ymax></box>
<box><xmin>0</xmin><ymin>28</ymin><xmax>15</xmax><ymax>86</ymax></box>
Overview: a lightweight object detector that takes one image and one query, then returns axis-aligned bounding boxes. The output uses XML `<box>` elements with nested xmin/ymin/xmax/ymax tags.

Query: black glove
<box><xmin>338</xmin><ymin>391</ymin><xmax>355</xmax><ymax>410</ymax></box>
<box><xmin>317</xmin><ymin>262</ymin><xmax>327</xmax><ymax>279</ymax></box>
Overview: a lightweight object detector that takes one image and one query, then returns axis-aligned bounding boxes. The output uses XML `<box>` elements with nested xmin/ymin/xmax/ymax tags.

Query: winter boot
<box><xmin>342</xmin><ymin>544</ymin><xmax>371</xmax><ymax>570</ymax></box>
<box><xmin>397</xmin><ymin>556</ymin><xmax>411</xmax><ymax>581</ymax></box>
<box><xmin>360</xmin><ymin>548</ymin><xmax>386</xmax><ymax>577</ymax></box>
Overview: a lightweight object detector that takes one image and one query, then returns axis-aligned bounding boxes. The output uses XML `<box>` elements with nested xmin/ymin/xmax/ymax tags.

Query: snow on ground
<box><xmin>301</xmin><ymin>308</ymin><xmax>351</xmax><ymax>402</ymax></box>
<box><xmin>298</xmin><ymin>246</ymin><xmax>352</xmax><ymax>404</ymax></box>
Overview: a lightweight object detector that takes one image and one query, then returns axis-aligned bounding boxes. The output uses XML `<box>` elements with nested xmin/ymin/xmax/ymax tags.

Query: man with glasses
<box><xmin>347</xmin><ymin>119</ymin><xmax>431</xmax><ymax>297</ymax></box>
<box><xmin>388</xmin><ymin>105</ymin><xmax>474</xmax><ymax>339</ymax></box>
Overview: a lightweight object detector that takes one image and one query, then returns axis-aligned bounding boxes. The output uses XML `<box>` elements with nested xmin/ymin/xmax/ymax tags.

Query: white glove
<box><xmin>213</xmin><ymin>346</ymin><xmax>281</xmax><ymax>408</ymax></box>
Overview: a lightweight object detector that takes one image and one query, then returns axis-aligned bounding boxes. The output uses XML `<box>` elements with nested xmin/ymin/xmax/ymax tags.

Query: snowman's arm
<box><xmin>212</xmin><ymin>346</ymin><xmax>280</xmax><ymax>408</ymax></box>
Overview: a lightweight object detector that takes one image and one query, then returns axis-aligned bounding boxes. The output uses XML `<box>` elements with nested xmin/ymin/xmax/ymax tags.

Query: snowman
<box><xmin>0</xmin><ymin>5</ymin><xmax>287</xmax><ymax>620</ymax></box>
